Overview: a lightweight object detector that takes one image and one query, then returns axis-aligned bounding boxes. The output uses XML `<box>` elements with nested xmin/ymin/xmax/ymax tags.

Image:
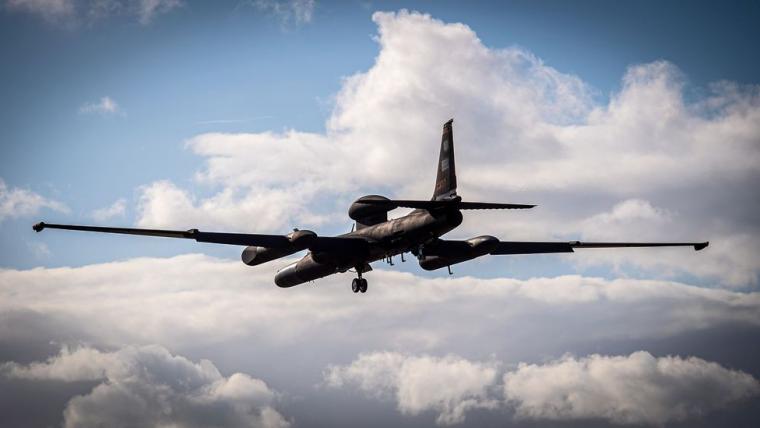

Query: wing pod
<box><xmin>274</xmin><ymin>253</ymin><xmax>340</xmax><ymax>288</ymax></box>
<box><xmin>418</xmin><ymin>235</ymin><xmax>500</xmax><ymax>271</ymax></box>
<box><xmin>241</xmin><ymin>229</ymin><xmax>317</xmax><ymax>266</ymax></box>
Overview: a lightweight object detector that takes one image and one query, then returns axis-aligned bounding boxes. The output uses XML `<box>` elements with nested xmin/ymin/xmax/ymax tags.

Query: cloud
<box><xmin>5</xmin><ymin>0</ymin><xmax>182</xmax><ymax>27</ymax></box>
<box><xmin>131</xmin><ymin>10</ymin><xmax>760</xmax><ymax>287</ymax></box>
<box><xmin>3</xmin><ymin>254</ymin><xmax>760</xmax><ymax>425</ymax></box>
<box><xmin>253</xmin><ymin>0</ymin><xmax>315</xmax><ymax>26</ymax></box>
<box><xmin>5</xmin><ymin>0</ymin><xmax>75</xmax><ymax>24</ymax></box>
<box><xmin>135</xmin><ymin>178</ymin><xmax>334</xmax><ymax>232</ymax></box>
<box><xmin>2</xmin><ymin>254</ymin><xmax>759</xmax><ymax>351</ymax></box>
<box><xmin>79</xmin><ymin>96</ymin><xmax>122</xmax><ymax>115</ymax></box>
<box><xmin>136</xmin><ymin>0</ymin><xmax>181</xmax><ymax>25</ymax></box>
<box><xmin>90</xmin><ymin>198</ymin><xmax>126</xmax><ymax>222</ymax></box>
<box><xmin>503</xmin><ymin>351</ymin><xmax>760</xmax><ymax>425</ymax></box>
<box><xmin>27</xmin><ymin>241</ymin><xmax>51</xmax><ymax>258</ymax></box>
<box><xmin>0</xmin><ymin>178</ymin><xmax>68</xmax><ymax>222</ymax></box>
<box><xmin>327</xmin><ymin>350</ymin><xmax>760</xmax><ymax>426</ymax></box>
<box><xmin>574</xmin><ymin>199</ymin><xmax>759</xmax><ymax>286</ymax></box>
<box><xmin>5</xmin><ymin>0</ymin><xmax>75</xmax><ymax>25</ymax></box>
<box><xmin>324</xmin><ymin>352</ymin><xmax>498</xmax><ymax>425</ymax></box>
<box><xmin>2</xmin><ymin>344</ymin><xmax>290</xmax><ymax>428</ymax></box>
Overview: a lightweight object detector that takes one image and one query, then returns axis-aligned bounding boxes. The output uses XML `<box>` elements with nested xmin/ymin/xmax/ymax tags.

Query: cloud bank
<box><xmin>504</xmin><ymin>351</ymin><xmax>760</xmax><ymax>425</ymax></box>
<box><xmin>2</xmin><ymin>344</ymin><xmax>290</xmax><ymax>428</ymax></box>
<box><xmin>326</xmin><ymin>350</ymin><xmax>760</xmax><ymax>426</ymax></box>
<box><xmin>2</xmin><ymin>254</ymin><xmax>759</xmax><ymax>352</ymax></box>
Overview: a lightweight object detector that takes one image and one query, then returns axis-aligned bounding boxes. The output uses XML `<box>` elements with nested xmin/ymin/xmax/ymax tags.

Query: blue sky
<box><xmin>2</xmin><ymin>0</ymin><xmax>759</xmax><ymax>272</ymax></box>
<box><xmin>1</xmin><ymin>2</ymin><xmax>760</xmax><ymax>427</ymax></box>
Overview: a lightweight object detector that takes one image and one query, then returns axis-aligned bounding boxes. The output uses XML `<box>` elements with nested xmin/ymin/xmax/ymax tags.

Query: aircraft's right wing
<box><xmin>491</xmin><ymin>240</ymin><xmax>709</xmax><ymax>254</ymax></box>
<box><xmin>32</xmin><ymin>222</ymin><xmax>368</xmax><ymax>254</ymax></box>
<box><xmin>33</xmin><ymin>222</ymin><xmax>295</xmax><ymax>247</ymax></box>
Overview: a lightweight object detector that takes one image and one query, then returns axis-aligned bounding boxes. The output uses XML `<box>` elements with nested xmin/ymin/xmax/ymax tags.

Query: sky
<box><xmin>1</xmin><ymin>1</ymin><xmax>760</xmax><ymax>427</ymax></box>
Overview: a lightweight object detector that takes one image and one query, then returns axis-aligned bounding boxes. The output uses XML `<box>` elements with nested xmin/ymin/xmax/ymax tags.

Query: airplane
<box><xmin>33</xmin><ymin>119</ymin><xmax>708</xmax><ymax>294</ymax></box>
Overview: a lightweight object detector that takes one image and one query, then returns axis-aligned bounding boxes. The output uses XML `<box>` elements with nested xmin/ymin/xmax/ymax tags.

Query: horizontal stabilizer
<box><xmin>360</xmin><ymin>199</ymin><xmax>535</xmax><ymax>211</ymax></box>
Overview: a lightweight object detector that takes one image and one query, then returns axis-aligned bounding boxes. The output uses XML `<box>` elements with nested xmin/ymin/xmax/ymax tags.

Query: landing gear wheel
<box><xmin>351</xmin><ymin>278</ymin><xmax>360</xmax><ymax>293</ymax></box>
<box><xmin>359</xmin><ymin>278</ymin><xmax>368</xmax><ymax>293</ymax></box>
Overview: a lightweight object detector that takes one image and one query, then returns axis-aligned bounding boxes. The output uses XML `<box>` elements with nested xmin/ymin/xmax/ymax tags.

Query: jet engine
<box><xmin>418</xmin><ymin>235</ymin><xmax>500</xmax><ymax>271</ymax></box>
<box><xmin>241</xmin><ymin>229</ymin><xmax>316</xmax><ymax>266</ymax></box>
<box><xmin>349</xmin><ymin>195</ymin><xmax>393</xmax><ymax>228</ymax></box>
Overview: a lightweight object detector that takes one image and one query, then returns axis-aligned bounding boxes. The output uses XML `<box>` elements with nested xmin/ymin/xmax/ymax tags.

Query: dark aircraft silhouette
<box><xmin>33</xmin><ymin>119</ymin><xmax>708</xmax><ymax>293</ymax></box>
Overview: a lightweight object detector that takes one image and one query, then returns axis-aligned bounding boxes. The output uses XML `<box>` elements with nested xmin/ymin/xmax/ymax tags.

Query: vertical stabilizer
<box><xmin>433</xmin><ymin>119</ymin><xmax>457</xmax><ymax>200</ymax></box>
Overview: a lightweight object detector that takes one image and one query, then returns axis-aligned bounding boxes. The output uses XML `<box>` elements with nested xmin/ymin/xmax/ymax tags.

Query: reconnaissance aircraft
<box><xmin>34</xmin><ymin>119</ymin><xmax>708</xmax><ymax>293</ymax></box>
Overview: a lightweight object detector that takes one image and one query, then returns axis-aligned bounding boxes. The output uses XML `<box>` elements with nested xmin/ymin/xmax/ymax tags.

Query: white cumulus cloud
<box><xmin>324</xmin><ymin>352</ymin><xmax>498</xmax><ymax>425</ymax></box>
<box><xmin>2</xmin><ymin>344</ymin><xmax>290</xmax><ymax>428</ymax></box>
<box><xmin>325</xmin><ymin>350</ymin><xmax>759</xmax><ymax>426</ymax></box>
<box><xmin>0</xmin><ymin>178</ymin><xmax>68</xmax><ymax>222</ymax></box>
<box><xmin>503</xmin><ymin>351</ymin><xmax>760</xmax><ymax>425</ymax></box>
<box><xmin>90</xmin><ymin>198</ymin><xmax>126</xmax><ymax>222</ymax></box>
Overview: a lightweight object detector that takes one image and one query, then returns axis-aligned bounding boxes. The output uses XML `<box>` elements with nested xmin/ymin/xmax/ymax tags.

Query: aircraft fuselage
<box><xmin>273</xmin><ymin>208</ymin><xmax>463</xmax><ymax>287</ymax></box>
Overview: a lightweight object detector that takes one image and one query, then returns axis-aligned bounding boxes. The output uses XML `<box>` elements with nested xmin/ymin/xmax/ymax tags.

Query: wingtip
<box><xmin>33</xmin><ymin>222</ymin><xmax>46</xmax><ymax>232</ymax></box>
<box><xmin>694</xmin><ymin>242</ymin><xmax>709</xmax><ymax>251</ymax></box>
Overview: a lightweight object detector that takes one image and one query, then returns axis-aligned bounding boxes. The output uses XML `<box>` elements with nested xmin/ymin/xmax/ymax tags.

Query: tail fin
<box><xmin>433</xmin><ymin>119</ymin><xmax>457</xmax><ymax>200</ymax></box>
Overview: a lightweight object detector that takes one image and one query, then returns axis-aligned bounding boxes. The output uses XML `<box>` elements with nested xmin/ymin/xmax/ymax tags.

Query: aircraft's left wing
<box><xmin>490</xmin><ymin>240</ymin><xmax>709</xmax><ymax>254</ymax></box>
